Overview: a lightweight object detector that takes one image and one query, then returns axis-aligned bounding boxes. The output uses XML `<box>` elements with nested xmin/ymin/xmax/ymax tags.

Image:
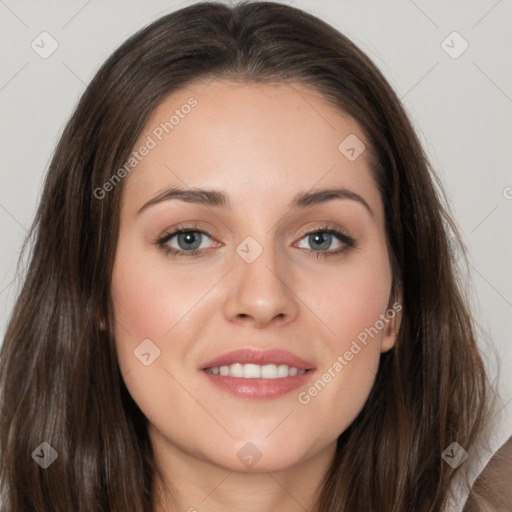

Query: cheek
<box><xmin>111</xmin><ymin>236</ymin><xmax>206</xmax><ymax>344</ymax></box>
<box><xmin>304</xmin><ymin>248</ymin><xmax>392</xmax><ymax>352</ymax></box>
<box><xmin>110</xmin><ymin>247</ymin><xmax>205</xmax><ymax>436</ymax></box>
<box><xmin>110</xmin><ymin>235</ymin><xmax>224</xmax><ymax>397</ymax></box>
<box><xmin>295</xmin><ymin>246</ymin><xmax>392</xmax><ymax>428</ymax></box>
<box><xmin>112</xmin><ymin>276</ymin><xmax>155</xmax><ymax>339</ymax></box>
<box><xmin>110</xmin><ymin>236</ymin><xmax>191</xmax><ymax>377</ymax></box>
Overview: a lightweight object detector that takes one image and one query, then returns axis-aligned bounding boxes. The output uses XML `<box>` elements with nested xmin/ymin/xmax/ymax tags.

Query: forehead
<box><xmin>121</xmin><ymin>79</ymin><xmax>383</xmax><ymax>221</ymax></box>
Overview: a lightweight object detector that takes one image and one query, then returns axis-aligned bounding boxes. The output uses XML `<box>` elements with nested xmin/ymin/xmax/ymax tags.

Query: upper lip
<box><xmin>199</xmin><ymin>348</ymin><xmax>315</xmax><ymax>371</ymax></box>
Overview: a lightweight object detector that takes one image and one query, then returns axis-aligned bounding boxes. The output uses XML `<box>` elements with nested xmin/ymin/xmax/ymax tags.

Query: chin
<box><xmin>203</xmin><ymin>436</ymin><xmax>313</xmax><ymax>473</ymax></box>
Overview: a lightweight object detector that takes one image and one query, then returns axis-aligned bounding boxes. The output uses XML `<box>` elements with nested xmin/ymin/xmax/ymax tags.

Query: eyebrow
<box><xmin>137</xmin><ymin>186</ymin><xmax>374</xmax><ymax>217</ymax></box>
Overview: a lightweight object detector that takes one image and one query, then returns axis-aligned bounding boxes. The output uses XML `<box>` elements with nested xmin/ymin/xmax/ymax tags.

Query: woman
<box><xmin>0</xmin><ymin>1</ymin><xmax>510</xmax><ymax>510</ymax></box>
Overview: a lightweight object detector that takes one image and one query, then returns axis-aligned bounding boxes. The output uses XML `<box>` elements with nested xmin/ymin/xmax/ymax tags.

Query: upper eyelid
<box><xmin>158</xmin><ymin>222</ymin><xmax>219</xmax><ymax>242</ymax></box>
<box><xmin>159</xmin><ymin>226</ymin><xmax>215</xmax><ymax>243</ymax></box>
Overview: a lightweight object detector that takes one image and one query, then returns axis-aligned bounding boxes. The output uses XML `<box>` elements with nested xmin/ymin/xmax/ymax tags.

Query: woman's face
<box><xmin>111</xmin><ymin>80</ymin><xmax>400</xmax><ymax>473</ymax></box>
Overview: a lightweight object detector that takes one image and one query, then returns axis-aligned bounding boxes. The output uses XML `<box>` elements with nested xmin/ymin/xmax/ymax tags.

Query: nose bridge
<box><xmin>223</xmin><ymin>229</ymin><xmax>298</xmax><ymax>327</ymax></box>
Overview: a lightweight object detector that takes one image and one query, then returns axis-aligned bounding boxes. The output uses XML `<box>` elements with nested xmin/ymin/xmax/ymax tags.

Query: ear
<box><xmin>380</xmin><ymin>294</ymin><xmax>402</xmax><ymax>354</ymax></box>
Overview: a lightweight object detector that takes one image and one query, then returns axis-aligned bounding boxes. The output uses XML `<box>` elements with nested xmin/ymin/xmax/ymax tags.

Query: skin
<box><xmin>111</xmin><ymin>79</ymin><xmax>402</xmax><ymax>512</ymax></box>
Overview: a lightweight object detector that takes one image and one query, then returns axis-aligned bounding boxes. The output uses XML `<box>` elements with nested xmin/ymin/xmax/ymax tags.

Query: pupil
<box><xmin>178</xmin><ymin>232</ymin><xmax>201</xmax><ymax>250</ymax></box>
<box><xmin>311</xmin><ymin>232</ymin><xmax>330</xmax><ymax>250</ymax></box>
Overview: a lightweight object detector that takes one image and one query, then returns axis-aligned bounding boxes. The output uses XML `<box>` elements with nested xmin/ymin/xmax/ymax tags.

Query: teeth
<box><xmin>205</xmin><ymin>363</ymin><xmax>306</xmax><ymax>378</ymax></box>
<box><xmin>229</xmin><ymin>363</ymin><xmax>244</xmax><ymax>377</ymax></box>
<box><xmin>261</xmin><ymin>364</ymin><xmax>277</xmax><ymax>378</ymax></box>
<box><xmin>244</xmin><ymin>364</ymin><xmax>261</xmax><ymax>378</ymax></box>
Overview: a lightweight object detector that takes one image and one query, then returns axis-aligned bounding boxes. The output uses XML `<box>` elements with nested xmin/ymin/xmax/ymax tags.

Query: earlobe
<box><xmin>380</xmin><ymin>296</ymin><xmax>402</xmax><ymax>353</ymax></box>
<box><xmin>380</xmin><ymin>326</ymin><xmax>398</xmax><ymax>353</ymax></box>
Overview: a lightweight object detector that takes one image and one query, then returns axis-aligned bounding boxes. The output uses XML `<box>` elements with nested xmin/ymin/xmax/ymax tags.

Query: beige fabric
<box><xmin>445</xmin><ymin>395</ymin><xmax>512</xmax><ymax>511</ymax></box>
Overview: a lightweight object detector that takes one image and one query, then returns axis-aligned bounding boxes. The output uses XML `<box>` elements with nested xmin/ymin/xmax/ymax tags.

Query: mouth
<box><xmin>199</xmin><ymin>348</ymin><xmax>316</xmax><ymax>399</ymax></box>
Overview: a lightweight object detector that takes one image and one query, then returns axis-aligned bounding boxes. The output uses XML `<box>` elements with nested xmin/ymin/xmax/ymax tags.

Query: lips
<box><xmin>198</xmin><ymin>348</ymin><xmax>317</xmax><ymax>399</ymax></box>
<box><xmin>198</xmin><ymin>348</ymin><xmax>315</xmax><ymax>371</ymax></box>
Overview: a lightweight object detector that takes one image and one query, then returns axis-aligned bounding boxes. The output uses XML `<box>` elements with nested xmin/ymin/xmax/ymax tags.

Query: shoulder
<box><xmin>462</xmin><ymin>434</ymin><xmax>512</xmax><ymax>511</ymax></box>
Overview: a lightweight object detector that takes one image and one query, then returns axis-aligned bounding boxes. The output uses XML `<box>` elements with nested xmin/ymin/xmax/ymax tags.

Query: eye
<box><xmin>156</xmin><ymin>225</ymin><xmax>218</xmax><ymax>257</ymax></box>
<box><xmin>295</xmin><ymin>226</ymin><xmax>357</xmax><ymax>258</ymax></box>
<box><xmin>156</xmin><ymin>224</ymin><xmax>357</xmax><ymax>258</ymax></box>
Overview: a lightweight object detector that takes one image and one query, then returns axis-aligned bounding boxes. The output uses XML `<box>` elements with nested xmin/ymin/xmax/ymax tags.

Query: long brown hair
<box><xmin>0</xmin><ymin>1</ymin><xmax>497</xmax><ymax>510</ymax></box>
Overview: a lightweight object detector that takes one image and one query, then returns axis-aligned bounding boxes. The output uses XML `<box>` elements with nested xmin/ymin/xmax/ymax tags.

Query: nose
<box><xmin>222</xmin><ymin>239</ymin><xmax>299</xmax><ymax>329</ymax></box>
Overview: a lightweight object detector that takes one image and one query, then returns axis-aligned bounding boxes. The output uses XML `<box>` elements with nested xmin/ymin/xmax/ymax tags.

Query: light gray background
<box><xmin>1</xmin><ymin>1</ymin><xmax>511</xmax><ymax>432</ymax></box>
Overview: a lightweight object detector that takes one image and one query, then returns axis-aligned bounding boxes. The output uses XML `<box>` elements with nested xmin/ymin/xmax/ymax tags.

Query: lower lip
<box><xmin>201</xmin><ymin>369</ymin><xmax>316</xmax><ymax>399</ymax></box>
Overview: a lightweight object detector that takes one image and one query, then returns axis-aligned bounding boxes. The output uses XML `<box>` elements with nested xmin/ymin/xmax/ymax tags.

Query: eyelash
<box><xmin>155</xmin><ymin>223</ymin><xmax>357</xmax><ymax>259</ymax></box>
